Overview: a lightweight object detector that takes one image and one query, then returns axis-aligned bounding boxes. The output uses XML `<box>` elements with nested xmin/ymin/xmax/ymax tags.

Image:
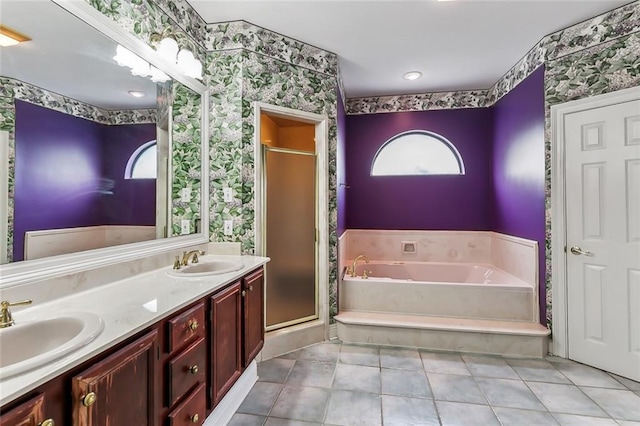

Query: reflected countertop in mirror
<box><xmin>0</xmin><ymin>0</ymin><xmax>206</xmax><ymax>268</ymax></box>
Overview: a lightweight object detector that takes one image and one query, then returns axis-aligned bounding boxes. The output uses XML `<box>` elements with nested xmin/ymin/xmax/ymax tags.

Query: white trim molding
<box><xmin>550</xmin><ymin>85</ymin><xmax>640</xmax><ymax>358</ymax></box>
<box><xmin>253</xmin><ymin>102</ymin><xmax>330</xmax><ymax>344</ymax></box>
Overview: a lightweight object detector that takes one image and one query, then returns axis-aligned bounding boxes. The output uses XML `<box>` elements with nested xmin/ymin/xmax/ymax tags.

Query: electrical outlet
<box><xmin>181</xmin><ymin>187</ymin><xmax>191</xmax><ymax>202</ymax></box>
<box><xmin>181</xmin><ymin>220</ymin><xmax>190</xmax><ymax>235</ymax></box>
<box><xmin>223</xmin><ymin>187</ymin><xmax>233</xmax><ymax>202</ymax></box>
<box><xmin>224</xmin><ymin>220</ymin><xmax>233</xmax><ymax>236</ymax></box>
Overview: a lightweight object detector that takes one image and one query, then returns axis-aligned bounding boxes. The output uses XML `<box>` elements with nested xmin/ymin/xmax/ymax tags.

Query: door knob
<box><xmin>570</xmin><ymin>246</ymin><xmax>593</xmax><ymax>256</ymax></box>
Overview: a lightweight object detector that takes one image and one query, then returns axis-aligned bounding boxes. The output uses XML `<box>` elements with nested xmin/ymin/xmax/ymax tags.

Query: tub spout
<box><xmin>351</xmin><ymin>255</ymin><xmax>369</xmax><ymax>277</ymax></box>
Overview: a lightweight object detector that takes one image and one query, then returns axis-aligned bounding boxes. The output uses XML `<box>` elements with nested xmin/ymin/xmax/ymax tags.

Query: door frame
<box><xmin>253</xmin><ymin>102</ymin><xmax>330</xmax><ymax>339</ymax></box>
<box><xmin>550</xmin><ymin>85</ymin><xmax>640</xmax><ymax>358</ymax></box>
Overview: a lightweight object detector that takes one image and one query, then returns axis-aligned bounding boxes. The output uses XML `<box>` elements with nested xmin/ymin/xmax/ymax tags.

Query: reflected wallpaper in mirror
<box><xmin>0</xmin><ymin>0</ymin><xmax>203</xmax><ymax>263</ymax></box>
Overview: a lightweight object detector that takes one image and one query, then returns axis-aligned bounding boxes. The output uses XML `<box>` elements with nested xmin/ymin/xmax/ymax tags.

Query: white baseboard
<box><xmin>329</xmin><ymin>323</ymin><xmax>338</xmax><ymax>340</ymax></box>
<box><xmin>203</xmin><ymin>361</ymin><xmax>257</xmax><ymax>426</ymax></box>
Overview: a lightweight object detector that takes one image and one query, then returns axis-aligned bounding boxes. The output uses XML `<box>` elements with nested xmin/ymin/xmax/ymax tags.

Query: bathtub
<box><xmin>341</xmin><ymin>261</ymin><xmax>538</xmax><ymax>322</ymax></box>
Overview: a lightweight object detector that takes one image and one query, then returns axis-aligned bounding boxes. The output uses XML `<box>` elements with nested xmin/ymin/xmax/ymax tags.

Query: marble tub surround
<box><xmin>0</xmin><ymin>254</ymin><xmax>269</xmax><ymax>406</ymax></box>
<box><xmin>341</xmin><ymin>230</ymin><xmax>537</xmax><ymax>287</ymax></box>
<box><xmin>337</xmin><ymin>230</ymin><xmax>546</xmax><ymax>357</ymax></box>
<box><xmin>0</xmin><ymin>242</ymin><xmax>209</xmax><ymax>307</ymax></box>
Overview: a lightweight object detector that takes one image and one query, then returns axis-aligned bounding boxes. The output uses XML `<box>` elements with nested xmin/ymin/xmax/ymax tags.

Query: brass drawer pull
<box><xmin>188</xmin><ymin>320</ymin><xmax>199</xmax><ymax>331</ymax></box>
<box><xmin>190</xmin><ymin>413</ymin><xmax>199</xmax><ymax>423</ymax></box>
<box><xmin>82</xmin><ymin>392</ymin><xmax>97</xmax><ymax>407</ymax></box>
<box><xmin>40</xmin><ymin>420</ymin><xmax>55</xmax><ymax>426</ymax></box>
<box><xmin>189</xmin><ymin>365</ymin><xmax>199</xmax><ymax>374</ymax></box>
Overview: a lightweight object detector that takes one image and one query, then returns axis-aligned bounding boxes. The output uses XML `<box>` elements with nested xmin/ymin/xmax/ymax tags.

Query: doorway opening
<box><xmin>254</xmin><ymin>103</ymin><xmax>329</xmax><ymax>355</ymax></box>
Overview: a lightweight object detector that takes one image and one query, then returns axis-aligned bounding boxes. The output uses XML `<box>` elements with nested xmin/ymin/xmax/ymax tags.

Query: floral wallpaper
<box><xmin>0</xmin><ymin>97</ymin><xmax>15</xmax><ymax>262</ymax></box>
<box><xmin>205</xmin><ymin>21</ymin><xmax>339</xmax><ymax>77</ymax></box>
<box><xmin>346</xmin><ymin>90</ymin><xmax>489</xmax><ymax>115</ymax></box>
<box><xmin>240</xmin><ymin>49</ymin><xmax>339</xmax><ymax>319</ymax></box>
<box><xmin>543</xmin><ymin>31</ymin><xmax>640</xmax><ymax>327</ymax></box>
<box><xmin>0</xmin><ymin>78</ymin><xmax>156</xmax><ymax>125</ymax></box>
<box><xmin>171</xmin><ymin>81</ymin><xmax>203</xmax><ymax>236</ymax></box>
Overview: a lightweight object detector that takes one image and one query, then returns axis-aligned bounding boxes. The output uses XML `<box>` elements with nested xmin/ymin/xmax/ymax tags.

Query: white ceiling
<box><xmin>187</xmin><ymin>0</ymin><xmax>633</xmax><ymax>98</ymax></box>
<box><xmin>0</xmin><ymin>0</ymin><xmax>632</xmax><ymax>108</ymax></box>
<box><xmin>0</xmin><ymin>0</ymin><xmax>158</xmax><ymax>110</ymax></box>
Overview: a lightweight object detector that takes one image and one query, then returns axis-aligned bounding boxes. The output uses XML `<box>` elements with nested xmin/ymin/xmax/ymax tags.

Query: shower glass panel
<box><xmin>265</xmin><ymin>147</ymin><xmax>317</xmax><ymax>330</ymax></box>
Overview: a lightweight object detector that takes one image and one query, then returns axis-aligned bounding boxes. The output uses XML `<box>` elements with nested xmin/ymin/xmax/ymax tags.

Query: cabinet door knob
<box><xmin>82</xmin><ymin>392</ymin><xmax>97</xmax><ymax>407</ymax></box>
<box><xmin>189</xmin><ymin>365</ymin><xmax>199</xmax><ymax>374</ymax></box>
<box><xmin>190</xmin><ymin>413</ymin><xmax>199</xmax><ymax>423</ymax></box>
<box><xmin>188</xmin><ymin>320</ymin><xmax>199</xmax><ymax>331</ymax></box>
<box><xmin>241</xmin><ymin>290</ymin><xmax>246</xmax><ymax>297</ymax></box>
<box><xmin>39</xmin><ymin>420</ymin><xmax>55</xmax><ymax>426</ymax></box>
<box><xmin>249</xmin><ymin>285</ymin><xmax>253</xmax><ymax>291</ymax></box>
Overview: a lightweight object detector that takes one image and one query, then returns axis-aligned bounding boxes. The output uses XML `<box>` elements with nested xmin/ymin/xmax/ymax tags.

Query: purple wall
<box><xmin>13</xmin><ymin>100</ymin><xmax>156</xmax><ymax>261</ymax></box>
<box><xmin>101</xmin><ymin>124</ymin><xmax>156</xmax><ymax>226</ymax></box>
<box><xmin>345</xmin><ymin>108</ymin><xmax>493</xmax><ymax>230</ymax></box>
<box><xmin>336</xmin><ymin>89</ymin><xmax>347</xmax><ymax>237</ymax></box>
<box><xmin>492</xmin><ymin>66</ymin><xmax>546</xmax><ymax>323</ymax></box>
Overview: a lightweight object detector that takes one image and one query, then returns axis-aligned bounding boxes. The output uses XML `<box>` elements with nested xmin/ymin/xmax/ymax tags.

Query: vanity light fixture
<box><xmin>113</xmin><ymin>45</ymin><xmax>170</xmax><ymax>82</ymax></box>
<box><xmin>128</xmin><ymin>90</ymin><xmax>145</xmax><ymax>98</ymax></box>
<box><xmin>403</xmin><ymin>71</ymin><xmax>422</xmax><ymax>81</ymax></box>
<box><xmin>153</xmin><ymin>36</ymin><xmax>203</xmax><ymax>80</ymax></box>
<box><xmin>0</xmin><ymin>25</ymin><xmax>31</xmax><ymax>47</ymax></box>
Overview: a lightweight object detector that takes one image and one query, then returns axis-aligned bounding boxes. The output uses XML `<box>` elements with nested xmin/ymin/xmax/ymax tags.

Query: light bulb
<box><xmin>156</xmin><ymin>37</ymin><xmax>179</xmax><ymax>62</ymax></box>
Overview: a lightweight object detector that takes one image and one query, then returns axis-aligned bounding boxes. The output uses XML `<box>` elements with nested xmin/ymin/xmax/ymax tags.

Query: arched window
<box><xmin>371</xmin><ymin>130</ymin><xmax>465</xmax><ymax>176</ymax></box>
<box><xmin>125</xmin><ymin>140</ymin><xmax>157</xmax><ymax>179</ymax></box>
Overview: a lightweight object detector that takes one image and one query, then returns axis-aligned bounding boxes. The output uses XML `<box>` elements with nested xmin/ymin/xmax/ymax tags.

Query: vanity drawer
<box><xmin>167</xmin><ymin>337</ymin><xmax>206</xmax><ymax>407</ymax></box>
<box><xmin>167</xmin><ymin>382</ymin><xmax>206</xmax><ymax>426</ymax></box>
<box><xmin>168</xmin><ymin>303</ymin><xmax>205</xmax><ymax>352</ymax></box>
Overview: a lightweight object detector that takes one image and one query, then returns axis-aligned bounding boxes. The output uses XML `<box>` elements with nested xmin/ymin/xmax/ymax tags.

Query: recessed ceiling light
<box><xmin>403</xmin><ymin>71</ymin><xmax>422</xmax><ymax>81</ymax></box>
<box><xmin>0</xmin><ymin>25</ymin><xmax>31</xmax><ymax>47</ymax></box>
<box><xmin>128</xmin><ymin>90</ymin><xmax>145</xmax><ymax>98</ymax></box>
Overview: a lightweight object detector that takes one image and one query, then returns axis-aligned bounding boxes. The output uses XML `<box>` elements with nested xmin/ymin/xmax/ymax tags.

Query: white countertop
<box><xmin>0</xmin><ymin>254</ymin><xmax>269</xmax><ymax>407</ymax></box>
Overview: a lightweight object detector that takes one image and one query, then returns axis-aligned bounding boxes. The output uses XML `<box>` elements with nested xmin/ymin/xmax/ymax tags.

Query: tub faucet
<box><xmin>351</xmin><ymin>255</ymin><xmax>369</xmax><ymax>277</ymax></box>
<box><xmin>181</xmin><ymin>250</ymin><xmax>205</xmax><ymax>266</ymax></box>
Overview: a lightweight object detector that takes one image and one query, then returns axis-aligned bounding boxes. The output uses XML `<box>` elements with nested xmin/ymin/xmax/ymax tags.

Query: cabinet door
<box><xmin>243</xmin><ymin>268</ymin><xmax>264</xmax><ymax>367</ymax></box>
<box><xmin>210</xmin><ymin>282</ymin><xmax>242</xmax><ymax>407</ymax></box>
<box><xmin>0</xmin><ymin>393</ymin><xmax>50</xmax><ymax>426</ymax></box>
<box><xmin>72</xmin><ymin>330</ymin><xmax>158</xmax><ymax>426</ymax></box>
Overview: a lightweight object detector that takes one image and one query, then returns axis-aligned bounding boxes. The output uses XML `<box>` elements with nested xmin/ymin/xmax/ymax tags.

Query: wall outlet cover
<box><xmin>181</xmin><ymin>219</ymin><xmax>190</xmax><ymax>235</ymax></box>
<box><xmin>223</xmin><ymin>187</ymin><xmax>233</xmax><ymax>202</ymax></box>
<box><xmin>224</xmin><ymin>220</ymin><xmax>233</xmax><ymax>236</ymax></box>
<box><xmin>181</xmin><ymin>187</ymin><xmax>191</xmax><ymax>202</ymax></box>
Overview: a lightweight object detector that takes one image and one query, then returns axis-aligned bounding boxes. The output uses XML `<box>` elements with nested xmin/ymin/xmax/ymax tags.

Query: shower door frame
<box><xmin>254</xmin><ymin>102</ymin><xmax>330</xmax><ymax>339</ymax></box>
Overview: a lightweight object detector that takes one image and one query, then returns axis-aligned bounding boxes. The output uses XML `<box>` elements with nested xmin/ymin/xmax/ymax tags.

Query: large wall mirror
<box><xmin>0</xmin><ymin>0</ymin><xmax>209</xmax><ymax>286</ymax></box>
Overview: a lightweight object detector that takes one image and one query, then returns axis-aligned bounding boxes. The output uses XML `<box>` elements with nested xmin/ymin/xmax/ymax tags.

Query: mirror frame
<box><xmin>0</xmin><ymin>0</ymin><xmax>210</xmax><ymax>288</ymax></box>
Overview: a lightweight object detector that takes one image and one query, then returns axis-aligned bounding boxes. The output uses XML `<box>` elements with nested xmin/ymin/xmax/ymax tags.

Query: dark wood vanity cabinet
<box><xmin>71</xmin><ymin>330</ymin><xmax>158</xmax><ymax>426</ymax></box>
<box><xmin>0</xmin><ymin>393</ymin><xmax>51</xmax><ymax>426</ymax></box>
<box><xmin>210</xmin><ymin>281</ymin><xmax>243</xmax><ymax>407</ymax></box>
<box><xmin>0</xmin><ymin>266</ymin><xmax>265</xmax><ymax>426</ymax></box>
<box><xmin>242</xmin><ymin>268</ymin><xmax>265</xmax><ymax>367</ymax></box>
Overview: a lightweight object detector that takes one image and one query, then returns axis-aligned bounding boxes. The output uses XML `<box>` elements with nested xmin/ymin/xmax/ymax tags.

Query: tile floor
<box><xmin>230</xmin><ymin>341</ymin><xmax>640</xmax><ymax>426</ymax></box>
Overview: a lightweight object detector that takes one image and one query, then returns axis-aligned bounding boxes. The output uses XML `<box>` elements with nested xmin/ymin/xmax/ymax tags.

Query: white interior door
<box><xmin>565</xmin><ymin>95</ymin><xmax>640</xmax><ymax>381</ymax></box>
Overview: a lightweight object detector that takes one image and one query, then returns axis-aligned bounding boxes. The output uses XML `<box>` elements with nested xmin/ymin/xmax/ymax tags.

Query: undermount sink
<box><xmin>168</xmin><ymin>259</ymin><xmax>244</xmax><ymax>277</ymax></box>
<box><xmin>0</xmin><ymin>312</ymin><xmax>104</xmax><ymax>379</ymax></box>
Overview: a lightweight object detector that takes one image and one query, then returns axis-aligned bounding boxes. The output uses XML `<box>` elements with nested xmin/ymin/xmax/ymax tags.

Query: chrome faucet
<box><xmin>351</xmin><ymin>254</ymin><xmax>370</xmax><ymax>278</ymax></box>
<box><xmin>0</xmin><ymin>299</ymin><xmax>32</xmax><ymax>328</ymax></box>
<box><xmin>181</xmin><ymin>250</ymin><xmax>205</xmax><ymax>266</ymax></box>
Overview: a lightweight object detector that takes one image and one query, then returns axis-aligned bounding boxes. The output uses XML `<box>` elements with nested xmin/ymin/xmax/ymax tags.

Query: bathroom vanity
<box><xmin>0</xmin><ymin>256</ymin><xmax>268</xmax><ymax>426</ymax></box>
